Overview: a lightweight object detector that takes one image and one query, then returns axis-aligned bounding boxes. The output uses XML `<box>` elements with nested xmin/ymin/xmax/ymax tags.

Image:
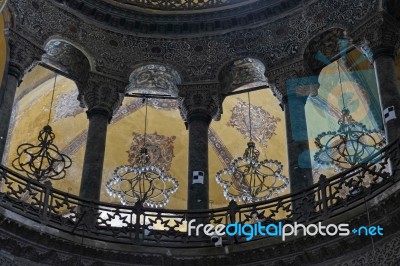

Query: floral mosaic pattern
<box><xmin>127</xmin><ymin>132</ymin><xmax>176</xmax><ymax>171</ymax></box>
<box><xmin>54</xmin><ymin>90</ymin><xmax>84</xmax><ymax>121</ymax></box>
<box><xmin>228</xmin><ymin>99</ymin><xmax>280</xmax><ymax>145</ymax></box>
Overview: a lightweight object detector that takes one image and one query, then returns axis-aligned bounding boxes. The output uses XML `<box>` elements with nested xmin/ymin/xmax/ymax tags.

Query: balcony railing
<box><xmin>111</xmin><ymin>0</ymin><xmax>244</xmax><ymax>11</ymax></box>
<box><xmin>0</xmin><ymin>139</ymin><xmax>399</xmax><ymax>247</ymax></box>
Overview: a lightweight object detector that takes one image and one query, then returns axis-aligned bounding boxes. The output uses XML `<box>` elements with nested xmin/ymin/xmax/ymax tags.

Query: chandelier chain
<box><xmin>47</xmin><ymin>75</ymin><xmax>57</xmax><ymax>125</ymax></box>
<box><xmin>247</xmin><ymin>92</ymin><xmax>253</xmax><ymax>142</ymax></box>
<box><xmin>143</xmin><ymin>97</ymin><xmax>148</xmax><ymax>147</ymax></box>
<box><xmin>338</xmin><ymin>59</ymin><xmax>346</xmax><ymax>110</ymax></box>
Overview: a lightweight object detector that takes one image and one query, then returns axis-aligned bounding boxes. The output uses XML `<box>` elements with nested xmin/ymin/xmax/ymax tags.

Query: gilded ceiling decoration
<box><xmin>54</xmin><ymin>89</ymin><xmax>83</xmax><ymax>121</ymax></box>
<box><xmin>228</xmin><ymin>99</ymin><xmax>280</xmax><ymax>145</ymax></box>
<box><xmin>127</xmin><ymin>132</ymin><xmax>176</xmax><ymax>172</ymax></box>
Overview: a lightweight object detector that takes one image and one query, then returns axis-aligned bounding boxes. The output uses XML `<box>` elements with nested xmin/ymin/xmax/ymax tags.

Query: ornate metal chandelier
<box><xmin>12</xmin><ymin>75</ymin><xmax>72</xmax><ymax>182</ymax></box>
<box><xmin>314</xmin><ymin>61</ymin><xmax>385</xmax><ymax>170</ymax></box>
<box><xmin>215</xmin><ymin>93</ymin><xmax>289</xmax><ymax>203</ymax></box>
<box><xmin>106</xmin><ymin>98</ymin><xmax>179</xmax><ymax>208</ymax></box>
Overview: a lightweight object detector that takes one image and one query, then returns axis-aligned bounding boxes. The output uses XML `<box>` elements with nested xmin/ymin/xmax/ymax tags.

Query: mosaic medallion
<box><xmin>127</xmin><ymin>132</ymin><xmax>176</xmax><ymax>171</ymax></box>
<box><xmin>228</xmin><ymin>99</ymin><xmax>280</xmax><ymax>145</ymax></box>
<box><xmin>54</xmin><ymin>90</ymin><xmax>84</xmax><ymax>121</ymax></box>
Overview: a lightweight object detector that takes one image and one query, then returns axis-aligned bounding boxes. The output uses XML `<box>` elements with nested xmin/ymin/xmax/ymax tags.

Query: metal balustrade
<box><xmin>0</xmin><ymin>139</ymin><xmax>399</xmax><ymax>247</ymax></box>
<box><xmin>112</xmin><ymin>0</ymin><xmax>244</xmax><ymax>11</ymax></box>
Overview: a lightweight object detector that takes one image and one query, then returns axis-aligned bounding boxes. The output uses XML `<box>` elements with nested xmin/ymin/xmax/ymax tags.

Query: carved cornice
<box><xmin>351</xmin><ymin>11</ymin><xmax>400</xmax><ymax>61</ymax></box>
<box><xmin>50</xmin><ymin>0</ymin><xmax>303</xmax><ymax>36</ymax></box>
<box><xmin>177</xmin><ymin>84</ymin><xmax>223</xmax><ymax>123</ymax></box>
<box><xmin>79</xmin><ymin>72</ymin><xmax>128</xmax><ymax>119</ymax></box>
<box><xmin>7</xmin><ymin>31</ymin><xmax>43</xmax><ymax>81</ymax></box>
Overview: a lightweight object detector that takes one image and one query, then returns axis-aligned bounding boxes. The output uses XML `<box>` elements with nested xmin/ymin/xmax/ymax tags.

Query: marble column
<box><xmin>354</xmin><ymin>12</ymin><xmax>400</xmax><ymax>144</ymax></box>
<box><xmin>270</xmin><ymin>71</ymin><xmax>319</xmax><ymax>218</ymax></box>
<box><xmin>79</xmin><ymin>108</ymin><xmax>111</xmax><ymax>201</ymax></box>
<box><xmin>283</xmin><ymin>94</ymin><xmax>313</xmax><ymax>193</ymax></box>
<box><xmin>187</xmin><ymin>112</ymin><xmax>212</xmax><ymax>210</ymax></box>
<box><xmin>78</xmin><ymin>73</ymin><xmax>125</xmax><ymax>202</ymax></box>
<box><xmin>0</xmin><ymin>31</ymin><xmax>42</xmax><ymax>162</ymax></box>
<box><xmin>0</xmin><ymin>68</ymin><xmax>19</xmax><ymax>161</ymax></box>
<box><xmin>178</xmin><ymin>85</ymin><xmax>222</xmax><ymax>210</ymax></box>
<box><xmin>267</xmin><ymin>62</ymin><xmax>319</xmax><ymax>194</ymax></box>
<box><xmin>372</xmin><ymin>48</ymin><xmax>400</xmax><ymax>144</ymax></box>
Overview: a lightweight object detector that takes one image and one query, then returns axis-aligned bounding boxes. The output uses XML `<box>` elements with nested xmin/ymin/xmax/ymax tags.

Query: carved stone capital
<box><xmin>79</xmin><ymin>72</ymin><xmax>127</xmax><ymax>119</ymax></box>
<box><xmin>220</xmin><ymin>58</ymin><xmax>267</xmax><ymax>92</ymax></box>
<box><xmin>352</xmin><ymin>11</ymin><xmax>400</xmax><ymax>61</ymax></box>
<box><xmin>177</xmin><ymin>84</ymin><xmax>223</xmax><ymax>123</ymax></box>
<box><xmin>127</xmin><ymin>64</ymin><xmax>181</xmax><ymax>96</ymax></box>
<box><xmin>8</xmin><ymin>31</ymin><xmax>43</xmax><ymax>82</ymax></box>
<box><xmin>266</xmin><ymin>61</ymin><xmax>320</xmax><ymax>105</ymax></box>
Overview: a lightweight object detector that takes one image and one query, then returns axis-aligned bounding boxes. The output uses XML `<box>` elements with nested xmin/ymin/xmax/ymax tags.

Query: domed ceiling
<box><xmin>47</xmin><ymin>0</ymin><xmax>303</xmax><ymax>36</ymax></box>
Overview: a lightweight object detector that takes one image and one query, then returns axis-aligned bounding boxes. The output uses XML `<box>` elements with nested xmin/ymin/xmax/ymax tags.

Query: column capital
<box><xmin>352</xmin><ymin>11</ymin><xmax>400</xmax><ymax>61</ymax></box>
<box><xmin>266</xmin><ymin>61</ymin><xmax>320</xmax><ymax>106</ymax></box>
<box><xmin>177</xmin><ymin>83</ymin><xmax>223</xmax><ymax>123</ymax></box>
<box><xmin>8</xmin><ymin>31</ymin><xmax>43</xmax><ymax>82</ymax></box>
<box><xmin>79</xmin><ymin>72</ymin><xmax>127</xmax><ymax>120</ymax></box>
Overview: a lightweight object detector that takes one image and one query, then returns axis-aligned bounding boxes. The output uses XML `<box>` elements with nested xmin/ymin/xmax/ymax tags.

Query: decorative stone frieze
<box><xmin>8</xmin><ymin>0</ymin><xmax>379</xmax><ymax>83</ymax></box>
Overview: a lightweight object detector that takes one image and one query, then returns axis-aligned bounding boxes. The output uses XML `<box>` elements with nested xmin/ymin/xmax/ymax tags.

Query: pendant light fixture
<box><xmin>314</xmin><ymin>60</ymin><xmax>385</xmax><ymax>170</ymax></box>
<box><xmin>12</xmin><ymin>75</ymin><xmax>72</xmax><ymax>182</ymax></box>
<box><xmin>215</xmin><ymin>93</ymin><xmax>289</xmax><ymax>203</ymax></box>
<box><xmin>106</xmin><ymin>98</ymin><xmax>179</xmax><ymax>208</ymax></box>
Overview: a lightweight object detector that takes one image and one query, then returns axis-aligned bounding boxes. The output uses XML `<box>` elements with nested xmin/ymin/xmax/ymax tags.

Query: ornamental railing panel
<box><xmin>111</xmin><ymin>0</ymin><xmax>243</xmax><ymax>11</ymax></box>
<box><xmin>0</xmin><ymin>140</ymin><xmax>399</xmax><ymax>247</ymax></box>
